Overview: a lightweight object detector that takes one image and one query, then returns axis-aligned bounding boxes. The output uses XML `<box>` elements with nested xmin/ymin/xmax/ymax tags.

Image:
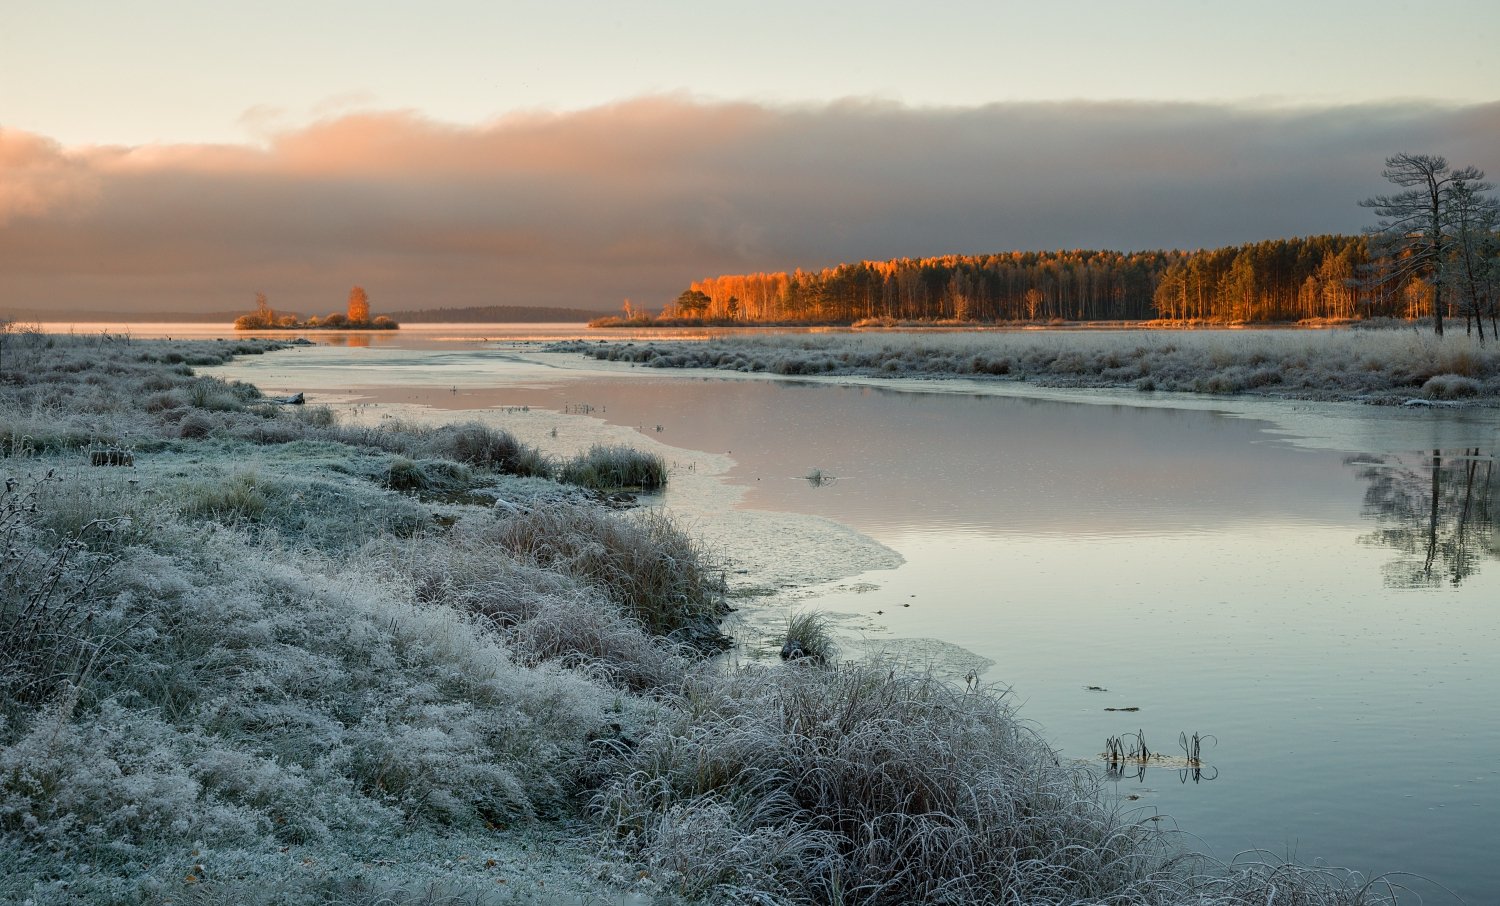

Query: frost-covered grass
<box><xmin>387</xmin><ymin>529</ymin><xmax>693</xmax><ymax>691</ymax></box>
<box><xmin>593</xmin><ymin>665</ymin><xmax>1393</xmax><ymax>906</ymax></box>
<box><xmin>1</xmin><ymin>332</ymin><xmax>1404</xmax><ymax>905</ymax></box>
<box><xmin>559</xmin><ymin>328</ymin><xmax>1500</xmax><ymax>403</ymax></box>
<box><xmin>485</xmin><ymin>505</ymin><xmax>727</xmax><ymax>647</ymax></box>
<box><xmin>0</xmin><ymin>332</ymin><xmax>704</xmax><ymax>902</ymax></box>
<box><xmin>560</xmin><ymin>443</ymin><xmax>669</xmax><ymax>492</ymax></box>
<box><xmin>779</xmin><ymin>609</ymin><xmax>835</xmax><ymax>664</ymax></box>
<box><xmin>0</xmin><ymin>471</ymin><xmax>630</xmax><ymax>903</ymax></box>
<box><xmin>421</xmin><ymin>421</ymin><xmax>554</xmax><ymax>478</ymax></box>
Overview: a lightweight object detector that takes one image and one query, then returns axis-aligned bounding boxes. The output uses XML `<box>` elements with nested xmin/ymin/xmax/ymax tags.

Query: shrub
<box><xmin>560</xmin><ymin>444</ymin><xmax>668</xmax><ymax>491</ymax></box>
<box><xmin>178</xmin><ymin>411</ymin><xmax>217</xmax><ymax>439</ymax></box>
<box><xmin>385</xmin><ymin>456</ymin><xmax>428</xmax><ymax>491</ymax></box>
<box><xmin>142</xmin><ymin>391</ymin><xmax>186</xmax><ymax>413</ymax></box>
<box><xmin>593</xmin><ymin>665</ymin><xmax>1154</xmax><ymax>905</ymax></box>
<box><xmin>298</xmin><ymin>404</ymin><xmax>338</xmax><ymax>428</ymax></box>
<box><xmin>186</xmin><ymin>380</ymin><xmax>244</xmax><ymax>412</ymax></box>
<box><xmin>485</xmin><ymin>506</ymin><xmax>725</xmax><ymax>643</ymax></box>
<box><xmin>1422</xmin><ymin>373</ymin><xmax>1482</xmax><ymax>399</ymax></box>
<box><xmin>384</xmin><ymin>456</ymin><xmax>473</xmax><ymax>495</ymax></box>
<box><xmin>181</xmin><ymin>471</ymin><xmax>267</xmax><ymax>523</ymax></box>
<box><xmin>780</xmin><ymin>610</ymin><xmax>835</xmax><ymax>665</ymax></box>
<box><xmin>0</xmin><ymin>479</ymin><xmax>118</xmax><ymax>715</ymax></box>
<box><xmin>423</xmin><ymin>422</ymin><xmax>552</xmax><ymax>477</ymax></box>
<box><xmin>388</xmin><ymin>533</ymin><xmax>687</xmax><ymax>690</ymax></box>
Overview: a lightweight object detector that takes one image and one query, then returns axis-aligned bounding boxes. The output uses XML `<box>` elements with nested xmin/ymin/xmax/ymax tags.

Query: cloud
<box><xmin>0</xmin><ymin>130</ymin><xmax>100</xmax><ymax>225</ymax></box>
<box><xmin>2</xmin><ymin>98</ymin><xmax>1497</xmax><ymax>314</ymax></box>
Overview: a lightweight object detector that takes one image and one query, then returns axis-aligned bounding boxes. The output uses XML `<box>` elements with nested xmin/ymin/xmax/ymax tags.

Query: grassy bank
<box><xmin>1</xmin><ymin>330</ymin><xmax>1399</xmax><ymax>904</ymax></box>
<box><xmin>559</xmin><ymin>329</ymin><xmax>1500</xmax><ymax>405</ymax></box>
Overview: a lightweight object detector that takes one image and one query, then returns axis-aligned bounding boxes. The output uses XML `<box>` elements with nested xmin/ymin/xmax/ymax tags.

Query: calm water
<box><xmin>199</xmin><ymin>326</ymin><xmax>1497</xmax><ymax>902</ymax></box>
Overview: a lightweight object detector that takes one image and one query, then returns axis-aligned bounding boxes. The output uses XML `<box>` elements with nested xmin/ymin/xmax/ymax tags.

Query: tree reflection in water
<box><xmin>1349</xmin><ymin>448</ymin><xmax>1498</xmax><ymax>588</ymax></box>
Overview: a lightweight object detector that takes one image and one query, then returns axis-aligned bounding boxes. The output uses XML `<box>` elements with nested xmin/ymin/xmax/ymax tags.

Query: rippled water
<box><xmin>204</xmin><ymin>327</ymin><xmax>1498</xmax><ymax>902</ymax></box>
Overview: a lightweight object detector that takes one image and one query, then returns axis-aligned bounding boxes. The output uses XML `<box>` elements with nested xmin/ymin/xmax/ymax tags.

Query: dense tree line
<box><xmin>1151</xmin><ymin>235</ymin><xmax>1370</xmax><ymax>322</ymax></box>
<box><xmin>674</xmin><ymin>250</ymin><xmax>1171</xmax><ymax>323</ymax></box>
<box><xmin>652</xmin><ymin>238</ymin><xmax>1401</xmax><ymax>326</ymax></box>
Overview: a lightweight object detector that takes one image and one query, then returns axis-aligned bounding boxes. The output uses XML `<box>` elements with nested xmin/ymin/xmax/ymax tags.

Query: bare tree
<box><xmin>1444</xmin><ymin>174</ymin><xmax>1500</xmax><ymax>341</ymax></box>
<box><xmin>1360</xmin><ymin>153</ymin><xmax>1487</xmax><ymax>337</ymax></box>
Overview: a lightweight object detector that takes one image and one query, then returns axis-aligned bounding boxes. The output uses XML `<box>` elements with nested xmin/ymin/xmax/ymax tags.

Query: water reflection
<box><xmin>1350</xmin><ymin>448</ymin><xmax>1498</xmax><ymax>587</ymax></box>
<box><xmin>314</xmin><ymin>332</ymin><xmax>375</xmax><ymax>348</ymax></box>
<box><xmin>1103</xmin><ymin>731</ymin><xmax>1219</xmax><ymax>785</ymax></box>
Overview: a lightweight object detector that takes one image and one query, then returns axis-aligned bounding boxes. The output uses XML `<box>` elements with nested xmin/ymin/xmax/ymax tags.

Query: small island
<box><xmin>234</xmin><ymin>287</ymin><xmax>399</xmax><ymax>330</ymax></box>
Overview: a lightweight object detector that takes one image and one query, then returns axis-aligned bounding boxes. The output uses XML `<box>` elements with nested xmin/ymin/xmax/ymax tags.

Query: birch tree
<box><xmin>347</xmin><ymin>286</ymin><xmax>371</xmax><ymax>324</ymax></box>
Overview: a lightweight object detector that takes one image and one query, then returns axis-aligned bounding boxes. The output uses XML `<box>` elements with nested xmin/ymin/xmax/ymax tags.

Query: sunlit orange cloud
<box><xmin>0</xmin><ymin>130</ymin><xmax>101</xmax><ymax>224</ymax></box>
<box><xmin>1</xmin><ymin>97</ymin><xmax>1497</xmax><ymax>316</ymax></box>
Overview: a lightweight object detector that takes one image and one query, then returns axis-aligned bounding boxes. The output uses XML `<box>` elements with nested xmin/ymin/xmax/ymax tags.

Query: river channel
<box><xmin>193</xmin><ymin>325</ymin><xmax>1499</xmax><ymax>903</ymax></box>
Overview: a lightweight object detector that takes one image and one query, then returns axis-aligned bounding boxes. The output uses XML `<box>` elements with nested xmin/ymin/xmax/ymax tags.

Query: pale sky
<box><xmin>2</xmin><ymin>1</ymin><xmax>1498</xmax><ymax>314</ymax></box>
<box><xmin>4</xmin><ymin>0</ymin><xmax>1497</xmax><ymax>146</ymax></box>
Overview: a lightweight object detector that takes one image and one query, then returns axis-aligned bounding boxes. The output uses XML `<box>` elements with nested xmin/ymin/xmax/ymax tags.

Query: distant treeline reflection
<box><xmin>1350</xmin><ymin>448</ymin><xmax>1498</xmax><ymax>588</ymax></box>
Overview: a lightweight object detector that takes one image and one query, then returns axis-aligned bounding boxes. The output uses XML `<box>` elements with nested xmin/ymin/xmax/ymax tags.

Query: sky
<box><xmin>3</xmin><ymin>0</ymin><xmax>1499</xmax><ymax>315</ymax></box>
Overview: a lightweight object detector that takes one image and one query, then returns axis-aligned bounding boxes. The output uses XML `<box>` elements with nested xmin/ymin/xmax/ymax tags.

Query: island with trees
<box><xmin>234</xmin><ymin>286</ymin><xmax>399</xmax><ymax>330</ymax></box>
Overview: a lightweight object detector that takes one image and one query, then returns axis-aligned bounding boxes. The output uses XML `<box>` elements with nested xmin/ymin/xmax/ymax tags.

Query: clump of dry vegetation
<box><xmin>556</xmin><ymin>329</ymin><xmax>1500</xmax><ymax>404</ymax></box>
<box><xmin>594</xmin><ymin>666</ymin><xmax>1395</xmax><ymax>906</ymax></box>
<box><xmin>779</xmin><ymin>609</ymin><xmax>835</xmax><ymax>664</ymax></box>
<box><xmin>560</xmin><ymin>443</ymin><xmax>669</xmax><ymax>491</ymax></box>
<box><xmin>485</xmin><ymin>505</ymin><xmax>727</xmax><ymax>645</ymax></box>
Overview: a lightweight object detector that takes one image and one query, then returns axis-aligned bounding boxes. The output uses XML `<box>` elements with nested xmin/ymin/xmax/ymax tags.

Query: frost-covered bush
<box><xmin>178</xmin><ymin>410</ymin><xmax>218</xmax><ymax>439</ymax></box>
<box><xmin>485</xmin><ymin>505</ymin><xmax>726</xmax><ymax>644</ymax></box>
<box><xmin>595</xmin><ymin>665</ymin><xmax>1155</xmax><ymax>905</ymax></box>
<box><xmin>0</xmin><ymin>477</ymin><xmax>120</xmax><ymax>717</ymax></box>
<box><xmin>390</xmin><ymin>532</ymin><xmax>691</xmax><ymax>691</ymax></box>
<box><xmin>179</xmin><ymin>466</ymin><xmax>431</xmax><ymax>548</ymax></box>
<box><xmin>1422</xmin><ymin>372</ymin><xmax>1482</xmax><ymax>399</ymax></box>
<box><xmin>420</xmin><ymin>421</ymin><xmax>552</xmax><ymax>478</ymax></box>
<box><xmin>595</xmin><ymin>666</ymin><xmax>1393</xmax><ymax>906</ymax></box>
<box><xmin>559</xmin><ymin>443</ymin><xmax>668</xmax><ymax>491</ymax></box>
<box><xmin>180</xmin><ymin>470</ymin><xmax>268</xmax><ymax>522</ymax></box>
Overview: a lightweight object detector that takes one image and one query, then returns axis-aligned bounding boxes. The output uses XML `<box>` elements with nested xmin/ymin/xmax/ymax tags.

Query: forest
<box><xmin>610</xmin><ymin>239</ymin><xmax>1491</xmax><ymax>330</ymax></box>
<box><xmin>620</xmin><ymin>236</ymin><xmax>1393</xmax><ymax>326</ymax></box>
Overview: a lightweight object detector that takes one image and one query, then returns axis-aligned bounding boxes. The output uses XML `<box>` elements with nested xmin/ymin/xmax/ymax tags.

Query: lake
<box><xmin>191</xmin><ymin>325</ymin><xmax>1497</xmax><ymax>902</ymax></box>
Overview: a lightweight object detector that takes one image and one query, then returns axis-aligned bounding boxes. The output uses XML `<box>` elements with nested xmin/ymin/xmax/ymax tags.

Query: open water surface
<box><xmin>192</xmin><ymin>325</ymin><xmax>1498</xmax><ymax>902</ymax></box>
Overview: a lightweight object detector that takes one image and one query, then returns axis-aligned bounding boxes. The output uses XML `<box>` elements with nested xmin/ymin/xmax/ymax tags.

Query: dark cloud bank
<box><xmin>2</xmin><ymin>98</ymin><xmax>1497</xmax><ymax>315</ymax></box>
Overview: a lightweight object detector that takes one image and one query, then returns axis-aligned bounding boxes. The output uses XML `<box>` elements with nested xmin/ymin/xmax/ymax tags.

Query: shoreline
<box><xmin>551</xmin><ymin>328</ymin><xmax>1500</xmax><ymax>409</ymax></box>
<box><xmin>0</xmin><ymin>332</ymin><xmax>1418</xmax><ymax>904</ymax></box>
<box><xmin>207</xmin><ymin>377</ymin><xmax>909</xmax><ymax>665</ymax></box>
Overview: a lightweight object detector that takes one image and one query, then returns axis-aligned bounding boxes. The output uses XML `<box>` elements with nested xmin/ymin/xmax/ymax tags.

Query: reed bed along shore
<box><xmin>1</xmin><ymin>329</ymin><xmax>1404</xmax><ymax>904</ymax></box>
<box><xmin>558</xmin><ymin>328</ymin><xmax>1500</xmax><ymax>404</ymax></box>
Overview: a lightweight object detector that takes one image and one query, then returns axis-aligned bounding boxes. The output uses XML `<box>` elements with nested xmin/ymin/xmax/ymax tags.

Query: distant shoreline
<box><xmin>553</xmin><ymin>327</ymin><xmax>1500</xmax><ymax>407</ymax></box>
<box><xmin>2</xmin><ymin>305</ymin><xmax>608</xmax><ymax>325</ymax></box>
